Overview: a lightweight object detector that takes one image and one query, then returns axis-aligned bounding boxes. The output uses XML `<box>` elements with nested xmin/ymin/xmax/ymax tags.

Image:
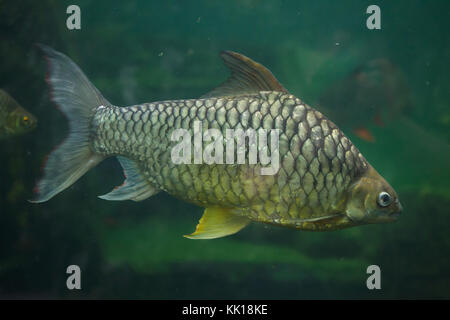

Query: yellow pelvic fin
<box><xmin>184</xmin><ymin>207</ymin><xmax>251</xmax><ymax>240</ymax></box>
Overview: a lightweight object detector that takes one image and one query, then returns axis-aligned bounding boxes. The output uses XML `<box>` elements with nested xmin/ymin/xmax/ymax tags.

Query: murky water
<box><xmin>0</xmin><ymin>0</ymin><xmax>449</xmax><ymax>299</ymax></box>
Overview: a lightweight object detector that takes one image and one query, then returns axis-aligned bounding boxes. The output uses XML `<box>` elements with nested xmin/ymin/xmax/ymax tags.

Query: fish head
<box><xmin>344</xmin><ymin>165</ymin><xmax>402</xmax><ymax>224</ymax></box>
<box><xmin>7</xmin><ymin>108</ymin><xmax>37</xmax><ymax>135</ymax></box>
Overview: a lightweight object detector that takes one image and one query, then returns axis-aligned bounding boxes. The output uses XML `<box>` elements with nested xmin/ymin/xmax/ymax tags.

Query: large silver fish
<box><xmin>32</xmin><ymin>45</ymin><xmax>402</xmax><ymax>239</ymax></box>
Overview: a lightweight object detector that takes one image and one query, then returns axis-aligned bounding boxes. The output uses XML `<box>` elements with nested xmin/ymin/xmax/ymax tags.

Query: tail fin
<box><xmin>31</xmin><ymin>45</ymin><xmax>110</xmax><ymax>203</ymax></box>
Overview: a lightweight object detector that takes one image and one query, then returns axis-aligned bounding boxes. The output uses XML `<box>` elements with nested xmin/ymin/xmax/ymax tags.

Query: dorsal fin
<box><xmin>0</xmin><ymin>89</ymin><xmax>20</xmax><ymax>111</ymax></box>
<box><xmin>201</xmin><ymin>51</ymin><xmax>288</xmax><ymax>98</ymax></box>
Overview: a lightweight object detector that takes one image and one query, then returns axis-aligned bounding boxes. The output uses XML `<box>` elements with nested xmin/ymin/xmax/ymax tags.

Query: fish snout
<box><xmin>389</xmin><ymin>199</ymin><xmax>403</xmax><ymax>220</ymax></box>
<box><xmin>397</xmin><ymin>201</ymin><xmax>403</xmax><ymax>212</ymax></box>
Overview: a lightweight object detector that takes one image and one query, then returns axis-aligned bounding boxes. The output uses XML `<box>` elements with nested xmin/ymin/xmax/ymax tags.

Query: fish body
<box><xmin>0</xmin><ymin>89</ymin><xmax>37</xmax><ymax>139</ymax></box>
<box><xmin>32</xmin><ymin>46</ymin><xmax>402</xmax><ymax>239</ymax></box>
<box><xmin>91</xmin><ymin>93</ymin><xmax>368</xmax><ymax>231</ymax></box>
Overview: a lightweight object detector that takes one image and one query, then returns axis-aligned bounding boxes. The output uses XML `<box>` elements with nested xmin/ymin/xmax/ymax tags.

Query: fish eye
<box><xmin>377</xmin><ymin>191</ymin><xmax>392</xmax><ymax>207</ymax></box>
<box><xmin>22</xmin><ymin>116</ymin><xmax>33</xmax><ymax>126</ymax></box>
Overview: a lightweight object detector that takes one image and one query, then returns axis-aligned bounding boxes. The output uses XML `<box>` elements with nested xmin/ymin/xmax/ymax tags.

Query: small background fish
<box><xmin>0</xmin><ymin>89</ymin><xmax>37</xmax><ymax>139</ymax></box>
<box><xmin>0</xmin><ymin>0</ymin><xmax>449</xmax><ymax>300</ymax></box>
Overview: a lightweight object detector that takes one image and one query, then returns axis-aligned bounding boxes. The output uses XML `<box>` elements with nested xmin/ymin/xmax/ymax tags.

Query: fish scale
<box><xmin>33</xmin><ymin>46</ymin><xmax>402</xmax><ymax>238</ymax></box>
<box><xmin>90</xmin><ymin>90</ymin><xmax>368</xmax><ymax>228</ymax></box>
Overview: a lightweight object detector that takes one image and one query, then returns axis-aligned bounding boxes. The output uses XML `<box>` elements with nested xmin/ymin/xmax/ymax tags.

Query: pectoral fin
<box><xmin>184</xmin><ymin>207</ymin><xmax>251</xmax><ymax>240</ymax></box>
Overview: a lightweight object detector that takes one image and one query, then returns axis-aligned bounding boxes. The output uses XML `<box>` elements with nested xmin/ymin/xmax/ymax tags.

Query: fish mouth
<box><xmin>368</xmin><ymin>209</ymin><xmax>401</xmax><ymax>223</ymax></box>
<box><xmin>389</xmin><ymin>201</ymin><xmax>403</xmax><ymax>221</ymax></box>
<box><xmin>388</xmin><ymin>212</ymin><xmax>401</xmax><ymax>221</ymax></box>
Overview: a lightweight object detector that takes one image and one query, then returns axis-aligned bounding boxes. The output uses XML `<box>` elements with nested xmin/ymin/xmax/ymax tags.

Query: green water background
<box><xmin>0</xmin><ymin>0</ymin><xmax>449</xmax><ymax>299</ymax></box>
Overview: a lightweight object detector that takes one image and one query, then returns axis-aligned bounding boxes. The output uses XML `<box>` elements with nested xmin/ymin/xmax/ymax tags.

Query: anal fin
<box><xmin>98</xmin><ymin>156</ymin><xmax>159</xmax><ymax>201</ymax></box>
<box><xmin>184</xmin><ymin>207</ymin><xmax>250</xmax><ymax>240</ymax></box>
